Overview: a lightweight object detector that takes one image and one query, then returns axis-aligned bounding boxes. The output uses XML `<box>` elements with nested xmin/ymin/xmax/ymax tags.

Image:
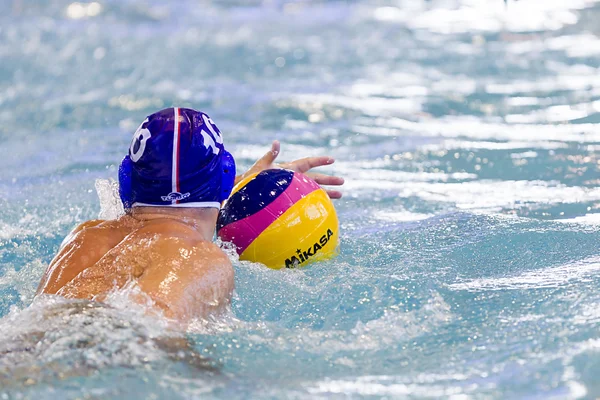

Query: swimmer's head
<box><xmin>118</xmin><ymin>108</ymin><xmax>236</xmax><ymax>210</ymax></box>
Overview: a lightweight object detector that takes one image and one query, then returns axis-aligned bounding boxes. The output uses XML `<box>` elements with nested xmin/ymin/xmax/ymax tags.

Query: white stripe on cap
<box><xmin>172</xmin><ymin>107</ymin><xmax>180</xmax><ymax>204</ymax></box>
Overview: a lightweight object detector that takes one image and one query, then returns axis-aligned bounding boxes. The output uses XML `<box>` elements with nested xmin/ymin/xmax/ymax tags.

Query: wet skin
<box><xmin>36</xmin><ymin>210</ymin><xmax>234</xmax><ymax>322</ymax></box>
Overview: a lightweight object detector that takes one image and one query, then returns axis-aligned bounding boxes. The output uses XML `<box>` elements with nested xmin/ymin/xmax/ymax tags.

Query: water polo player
<box><xmin>35</xmin><ymin>107</ymin><xmax>344</xmax><ymax>323</ymax></box>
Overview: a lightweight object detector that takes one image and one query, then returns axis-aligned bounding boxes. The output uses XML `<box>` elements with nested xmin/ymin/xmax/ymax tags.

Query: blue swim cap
<box><xmin>118</xmin><ymin>107</ymin><xmax>236</xmax><ymax>209</ymax></box>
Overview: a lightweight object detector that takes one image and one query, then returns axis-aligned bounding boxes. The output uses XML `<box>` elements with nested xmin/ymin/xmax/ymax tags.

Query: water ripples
<box><xmin>2</xmin><ymin>0</ymin><xmax>600</xmax><ymax>398</ymax></box>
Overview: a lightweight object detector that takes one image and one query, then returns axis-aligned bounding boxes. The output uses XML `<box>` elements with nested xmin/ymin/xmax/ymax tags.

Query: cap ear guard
<box><xmin>220</xmin><ymin>150</ymin><xmax>236</xmax><ymax>202</ymax></box>
<box><xmin>118</xmin><ymin>156</ymin><xmax>133</xmax><ymax>209</ymax></box>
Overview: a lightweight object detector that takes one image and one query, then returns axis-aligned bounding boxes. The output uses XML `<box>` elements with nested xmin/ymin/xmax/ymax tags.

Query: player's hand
<box><xmin>235</xmin><ymin>140</ymin><xmax>344</xmax><ymax>199</ymax></box>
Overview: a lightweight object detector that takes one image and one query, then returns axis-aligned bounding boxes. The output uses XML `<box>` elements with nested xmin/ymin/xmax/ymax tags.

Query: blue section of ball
<box><xmin>217</xmin><ymin>169</ymin><xmax>294</xmax><ymax>231</ymax></box>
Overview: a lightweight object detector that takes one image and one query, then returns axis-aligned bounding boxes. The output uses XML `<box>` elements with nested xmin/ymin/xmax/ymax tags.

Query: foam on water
<box><xmin>0</xmin><ymin>289</ymin><xmax>223</xmax><ymax>397</ymax></box>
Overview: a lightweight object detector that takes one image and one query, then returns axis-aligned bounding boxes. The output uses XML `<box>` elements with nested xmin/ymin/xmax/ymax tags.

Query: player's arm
<box><xmin>235</xmin><ymin>140</ymin><xmax>344</xmax><ymax>199</ymax></box>
<box><xmin>36</xmin><ymin>220</ymin><xmax>108</xmax><ymax>296</ymax></box>
<box><xmin>59</xmin><ymin>220</ymin><xmax>105</xmax><ymax>250</ymax></box>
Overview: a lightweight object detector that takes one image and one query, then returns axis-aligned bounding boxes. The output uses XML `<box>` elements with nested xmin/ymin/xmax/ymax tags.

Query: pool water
<box><xmin>1</xmin><ymin>0</ymin><xmax>600</xmax><ymax>398</ymax></box>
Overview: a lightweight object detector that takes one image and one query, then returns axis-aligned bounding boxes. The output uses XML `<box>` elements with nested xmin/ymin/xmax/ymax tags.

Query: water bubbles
<box><xmin>274</xmin><ymin>57</ymin><xmax>286</xmax><ymax>68</ymax></box>
<box><xmin>66</xmin><ymin>2</ymin><xmax>102</xmax><ymax>19</ymax></box>
<box><xmin>93</xmin><ymin>47</ymin><xmax>106</xmax><ymax>60</ymax></box>
<box><xmin>373</xmin><ymin>7</ymin><xmax>406</xmax><ymax>22</ymax></box>
<box><xmin>293</xmin><ymin>48</ymin><xmax>305</xmax><ymax>60</ymax></box>
<box><xmin>308</xmin><ymin>113</ymin><xmax>322</xmax><ymax>123</ymax></box>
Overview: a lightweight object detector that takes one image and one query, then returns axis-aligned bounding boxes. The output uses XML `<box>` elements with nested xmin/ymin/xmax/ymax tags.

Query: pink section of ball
<box><xmin>218</xmin><ymin>172</ymin><xmax>320</xmax><ymax>254</ymax></box>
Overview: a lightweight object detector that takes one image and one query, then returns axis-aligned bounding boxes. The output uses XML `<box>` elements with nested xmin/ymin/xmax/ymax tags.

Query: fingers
<box><xmin>270</xmin><ymin>140</ymin><xmax>281</xmax><ymax>160</ymax></box>
<box><xmin>305</xmin><ymin>172</ymin><xmax>344</xmax><ymax>199</ymax></box>
<box><xmin>305</xmin><ymin>173</ymin><xmax>345</xmax><ymax>187</ymax></box>
<box><xmin>260</xmin><ymin>143</ymin><xmax>344</xmax><ymax>198</ymax></box>
<box><xmin>287</xmin><ymin>156</ymin><xmax>335</xmax><ymax>173</ymax></box>
<box><xmin>235</xmin><ymin>140</ymin><xmax>282</xmax><ymax>185</ymax></box>
<box><xmin>325</xmin><ymin>189</ymin><xmax>343</xmax><ymax>199</ymax></box>
<box><xmin>258</xmin><ymin>140</ymin><xmax>281</xmax><ymax>168</ymax></box>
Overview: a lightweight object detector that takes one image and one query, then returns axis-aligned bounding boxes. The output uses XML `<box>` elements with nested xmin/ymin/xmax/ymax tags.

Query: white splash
<box><xmin>95</xmin><ymin>178</ymin><xmax>125</xmax><ymax>220</ymax></box>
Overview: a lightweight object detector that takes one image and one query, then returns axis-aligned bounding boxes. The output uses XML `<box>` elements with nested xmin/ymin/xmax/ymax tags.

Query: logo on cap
<box><xmin>161</xmin><ymin>192</ymin><xmax>191</xmax><ymax>202</ymax></box>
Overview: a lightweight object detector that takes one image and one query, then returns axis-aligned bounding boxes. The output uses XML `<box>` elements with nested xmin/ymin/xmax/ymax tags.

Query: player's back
<box><xmin>36</xmin><ymin>216</ymin><xmax>234</xmax><ymax>322</ymax></box>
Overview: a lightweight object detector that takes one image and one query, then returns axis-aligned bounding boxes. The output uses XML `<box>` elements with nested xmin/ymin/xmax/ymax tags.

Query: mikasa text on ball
<box><xmin>216</xmin><ymin>169</ymin><xmax>339</xmax><ymax>269</ymax></box>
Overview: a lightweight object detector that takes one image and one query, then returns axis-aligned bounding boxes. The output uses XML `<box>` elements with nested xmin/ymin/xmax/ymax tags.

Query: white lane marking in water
<box><xmin>449</xmin><ymin>255</ymin><xmax>600</xmax><ymax>291</ymax></box>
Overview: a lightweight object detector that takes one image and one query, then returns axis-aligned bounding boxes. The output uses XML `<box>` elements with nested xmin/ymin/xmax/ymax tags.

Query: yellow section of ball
<box><xmin>239</xmin><ymin>188</ymin><xmax>339</xmax><ymax>269</ymax></box>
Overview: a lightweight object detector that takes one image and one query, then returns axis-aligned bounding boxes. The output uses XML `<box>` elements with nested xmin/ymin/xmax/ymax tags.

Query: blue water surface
<box><xmin>1</xmin><ymin>0</ymin><xmax>600</xmax><ymax>398</ymax></box>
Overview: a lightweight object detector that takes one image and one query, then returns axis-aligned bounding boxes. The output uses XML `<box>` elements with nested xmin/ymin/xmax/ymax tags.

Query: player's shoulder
<box><xmin>59</xmin><ymin>219</ymin><xmax>105</xmax><ymax>249</ymax></box>
<box><xmin>71</xmin><ymin>219</ymin><xmax>105</xmax><ymax>234</ymax></box>
<box><xmin>60</xmin><ymin>218</ymin><xmax>134</xmax><ymax>249</ymax></box>
<box><xmin>70</xmin><ymin>218</ymin><xmax>132</xmax><ymax>234</ymax></box>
